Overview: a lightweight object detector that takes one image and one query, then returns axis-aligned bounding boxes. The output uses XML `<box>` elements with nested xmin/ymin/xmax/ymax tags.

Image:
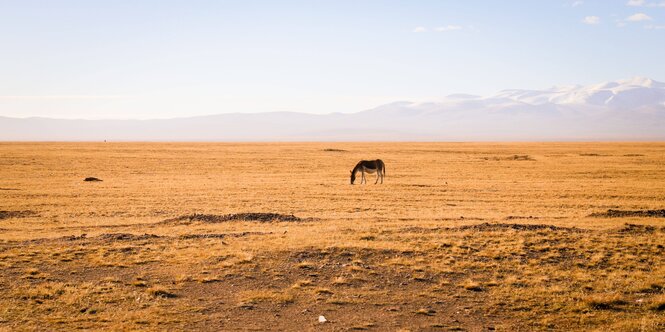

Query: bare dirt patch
<box><xmin>615</xmin><ymin>224</ymin><xmax>665</xmax><ymax>234</ymax></box>
<box><xmin>505</xmin><ymin>215</ymin><xmax>539</xmax><ymax>220</ymax></box>
<box><xmin>162</xmin><ymin>212</ymin><xmax>305</xmax><ymax>224</ymax></box>
<box><xmin>448</xmin><ymin>222</ymin><xmax>584</xmax><ymax>232</ymax></box>
<box><xmin>0</xmin><ymin>210</ymin><xmax>37</xmax><ymax>220</ymax></box>
<box><xmin>481</xmin><ymin>155</ymin><xmax>535</xmax><ymax>161</ymax></box>
<box><xmin>179</xmin><ymin>231</ymin><xmax>270</xmax><ymax>240</ymax></box>
<box><xmin>589</xmin><ymin>209</ymin><xmax>665</xmax><ymax>218</ymax></box>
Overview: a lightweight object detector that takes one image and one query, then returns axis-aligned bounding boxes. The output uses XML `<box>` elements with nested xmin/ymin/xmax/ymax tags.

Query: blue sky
<box><xmin>1</xmin><ymin>0</ymin><xmax>664</xmax><ymax>119</ymax></box>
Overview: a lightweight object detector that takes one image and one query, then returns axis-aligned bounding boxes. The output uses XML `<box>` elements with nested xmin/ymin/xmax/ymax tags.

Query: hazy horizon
<box><xmin>1</xmin><ymin>1</ymin><xmax>665</xmax><ymax>120</ymax></box>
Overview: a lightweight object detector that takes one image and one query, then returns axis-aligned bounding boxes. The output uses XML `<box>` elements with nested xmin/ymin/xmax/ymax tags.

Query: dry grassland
<box><xmin>0</xmin><ymin>142</ymin><xmax>664</xmax><ymax>331</ymax></box>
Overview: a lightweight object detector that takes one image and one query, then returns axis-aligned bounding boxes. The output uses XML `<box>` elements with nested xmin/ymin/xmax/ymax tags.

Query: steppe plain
<box><xmin>0</xmin><ymin>142</ymin><xmax>663</xmax><ymax>331</ymax></box>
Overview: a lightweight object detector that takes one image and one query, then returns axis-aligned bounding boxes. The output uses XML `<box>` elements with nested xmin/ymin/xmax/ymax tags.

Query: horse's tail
<box><xmin>380</xmin><ymin>160</ymin><xmax>386</xmax><ymax>176</ymax></box>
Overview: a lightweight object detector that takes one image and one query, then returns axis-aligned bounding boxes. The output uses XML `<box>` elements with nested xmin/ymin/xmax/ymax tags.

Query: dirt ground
<box><xmin>0</xmin><ymin>142</ymin><xmax>664</xmax><ymax>331</ymax></box>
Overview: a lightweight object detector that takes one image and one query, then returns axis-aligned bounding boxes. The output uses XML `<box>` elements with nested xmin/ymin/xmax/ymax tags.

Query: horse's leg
<box><xmin>362</xmin><ymin>170</ymin><xmax>366</xmax><ymax>184</ymax></box>
<box><xmin>380</xmin><ymin>167</ymin><xmax>384</xmax><ymax>184</ymax></box>
<box><xmin>375</xmin><ymin>171</ymin><xmax>379</xmax><ymax>184</ymax></box>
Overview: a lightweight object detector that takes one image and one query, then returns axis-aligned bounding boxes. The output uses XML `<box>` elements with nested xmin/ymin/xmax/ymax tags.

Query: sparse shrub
<box><xmin>297</xmin><ymin>262</ymin><xmax>315</xmax><ymax>269</ymax></box>
<box><xmin>649</xmin><ymin>295</ymin><xmax>665</xmax><ymax>311</ymax></box>
<box><xmin>147</xmin><ymin>287</ymin><xmax>177</xmax><ymax>298</ymax></box>
<box><xmin>314</xmin><ymin>288</ymin><xmax>334</xmax><ymax>295</ymax></box>
<box><xmin>584</xmin><ymin>294</ymin><xmax>628</xmax><ymax>310</ymax></box>
<box><xmin>415</xmin><ymin>308</ymin><xmax>436</xmax><ymax>316</ymax></box>
<box><xmin>291</xmin><ymin>279</ymin><xmax>314</xmax><ymax>289</ymax></box>
<box><xmin>332</xmin><ymin>277</ymin><xmax>349</xmax><ymax>286</ymax></box>
<box><xmin>463</xmin><ymin>280</ymin><xmax>483</xmax><ymax>292</ymax></box>
<box><xmin>510</xmin><ymin>155</ymin><xmax>532</xmax><ymax>160</ymax></box>
<box><xmin>239</xmin><ymin>290</ymin><xmax>294</xmax><ymax>305</ymax></box>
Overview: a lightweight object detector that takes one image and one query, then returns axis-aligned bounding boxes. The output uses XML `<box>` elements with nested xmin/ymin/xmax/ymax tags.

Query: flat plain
<box><xmin>0</xmin><ymin>142</ymin><xmax>664</xmax><ymax>331</ymax></box>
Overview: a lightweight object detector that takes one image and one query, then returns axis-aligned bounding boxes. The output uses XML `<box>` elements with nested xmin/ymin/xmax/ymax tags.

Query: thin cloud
<box><xmin>627</xmin><ymin>0</ymin><xmax>665</xmax><ymax>6</ymax></box>
<box><xmin>626</xmin><ymin>13</ymin><xmax>653</xmax><ymax>21</ymax></box>
<box><xmin>645</xmin><ymin>24</ymin><xmax>665</xmax><ymax>29</ymax></box>
<box><xmin>0</xmin><ymin>95</ymin><xmax>128</xmax><ymax>100</ymax></box>
<box><xmin>572</xmin><ymin>1</ymin><xmax>584</xmax><ymax>7</ymax></box>
<box><xmin>412</xmin><ymin>26</ymin><xmax>427</xmax><ymax>33</ymax></box>
<box><xmin>582</xmin><ymin>16</ymin><xmax>601</xmax><ymax>25</ymax></box>
<box><xmin>434</xmin><ymin>25</ymin><xmax>463</xmax><ymax>32</ymax></box>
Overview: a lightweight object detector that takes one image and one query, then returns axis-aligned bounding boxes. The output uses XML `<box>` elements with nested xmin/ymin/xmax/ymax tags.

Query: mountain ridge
<box><xmin>1</xmin><ymin>77</ymin><xmax>664</xmax><ymax>141</ymax></box>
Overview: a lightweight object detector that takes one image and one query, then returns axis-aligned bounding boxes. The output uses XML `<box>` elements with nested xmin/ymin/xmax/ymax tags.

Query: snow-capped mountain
<box><xmin>1</xmin><ymin>77</ymin><xmax>664</xmax><ymax>141</ymax></box>
<box><xmin>485</xmin><ymin>76</ymin><xmax>665</xmax><ymax>108</ymax></box>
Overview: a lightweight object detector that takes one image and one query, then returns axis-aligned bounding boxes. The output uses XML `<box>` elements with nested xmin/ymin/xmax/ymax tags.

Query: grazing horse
<box><xmin>350</xmin><ymin>160</ymin><xmax>385</xmax><ymax>184</ymax></box>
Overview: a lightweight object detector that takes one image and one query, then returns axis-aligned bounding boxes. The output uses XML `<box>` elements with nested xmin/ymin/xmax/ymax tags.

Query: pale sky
<box><xmin>1</xmin><ymin>0</ymin><xmax>664</xmax><ymax>119</ymax></box>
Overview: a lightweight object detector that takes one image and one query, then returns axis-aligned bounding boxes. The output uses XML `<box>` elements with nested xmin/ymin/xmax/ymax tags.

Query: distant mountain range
<box><xmin>2</xmin><ymin>77</ymin><xmax>664</xmax><ymax>141</ymax></box>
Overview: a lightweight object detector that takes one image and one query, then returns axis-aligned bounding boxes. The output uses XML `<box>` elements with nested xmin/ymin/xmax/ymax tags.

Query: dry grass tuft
<box><xmin>314</xmin><ymin>288</ymin><xmax>334</xmax><ymax>295</ymax></box>
<box><xmin>147</xmin><ymin>286</ymin><xmax>177</xmax><ymax>298</ymax></box>
<box><xmin>589</xmin><ymin>209</ymin><xmax>665</xmax><ymax>218</ymax></box>
<box><xmin>238</xmin><ymin>290</ymin><xmax>294</xmax><ymax>305</ymax></box>
<box><xmin>415</xmin><ymin>308</ymin><xmax>436</xmax><ymax>316</ymax></box>
<box><xmin>649</xmin><ymin>295</ymin><xmax>665</xmax><ymax>311</ymax></box>
<box><xmin>584</xmin><ymin>294</ymin><xmax>629</xmax><ymax>310</ymax></box>
<box><xmin>462</xmin><ymin>280</ymin><xmax>483</xmax><ymax>292</ymax></box>
<box><xmin>291</xmin><ymin>279</ymin><xmax>314</xmax><ymax>289</ymax></box>
<box><xmin>297</xmin><ymin>262</ymin><xmax>316</xmax><ymax>270</ymax></box>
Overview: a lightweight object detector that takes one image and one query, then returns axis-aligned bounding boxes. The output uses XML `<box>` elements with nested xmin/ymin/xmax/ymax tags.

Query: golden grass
<box><xmin>0</xmin><ymin>142</ymin><xmax>664</xmax><ymax>330</ymax></box>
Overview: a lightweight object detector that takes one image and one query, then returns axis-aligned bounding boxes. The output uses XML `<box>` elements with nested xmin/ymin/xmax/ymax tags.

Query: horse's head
<box><xmin>350</xmin><ymin>170</ymin><xmax>356</xmax><ymax>184</ymax></box>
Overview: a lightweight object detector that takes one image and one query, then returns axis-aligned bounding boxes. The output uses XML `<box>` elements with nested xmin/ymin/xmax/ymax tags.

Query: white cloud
<box><xmin>582</xmin><ymin>16</ymin><xmax>601</xmax><ymax>25</ymax></box>
<box><xmin>626</xmin><ymin>13</ymin><xmax>653</xmax><ymax>21</ymax></box>
<box><xmin>412</xmin><ymin>26</ymin><xmax>427</xmax><ymax>33</ymax></box>
<box><xmin>572</xmin><ymin>1</ymin><xmax>584</xmax><ymax>7</ymax></box>
<box><xmin>627</xmin><ymin>0</ymin><xmax>665</xmax><ymax>6</ymax></box>
<box><xmin>434</xmin><ymin>25</ymin><xmax>462</xmax><ymax>32</ymax></box>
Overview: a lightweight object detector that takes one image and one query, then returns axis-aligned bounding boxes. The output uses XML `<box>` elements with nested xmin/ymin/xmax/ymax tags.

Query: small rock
<box><xmin>84</xmin><ymin>177</ymin><xmax>102</xmax><ymax>182</ymax></box>
<box><xmin>318</xmin><ymin>315</ymin><xmax>327</xmax><ymax>323</ymax></box>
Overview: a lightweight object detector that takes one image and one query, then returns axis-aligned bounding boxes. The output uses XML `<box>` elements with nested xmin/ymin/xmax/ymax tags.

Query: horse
<box><xmin>350</xmin><ymin>160</ymin><xmax>385</xmax><ymax>184</ymax></box>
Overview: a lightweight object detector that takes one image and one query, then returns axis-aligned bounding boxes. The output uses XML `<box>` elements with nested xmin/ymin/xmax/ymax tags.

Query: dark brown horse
<box><xmin>350</xmin><ymin>160</ymin><xmax>385</xmax><ymax>184</ymax></box>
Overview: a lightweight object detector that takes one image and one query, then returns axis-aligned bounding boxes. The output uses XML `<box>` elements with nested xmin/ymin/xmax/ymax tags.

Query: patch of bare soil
<box><xmin>0</xmin><ymin>210</ymin><xmax>37</xmax><ymax>220</ymax></box>
<box><xmin>505</xmin><ymin>215</ymin><xmax>539</xmax><ymax>220</ymax></box>
<box><xmin>615</xmin><ymin>224</ymin><xmax>665</xmax><ymax>234</ymax></box>
<box><xmin>179</xmin><ymin>231</ymin><xmax>270</xmax><ymax>240</ymax></box>
<box><xmin>449</xmin><ymin>222</ymin><xmax>583</xmax><ymax>232</ymax></box>
<box><xmin>398</xmin><ymin>222</ymin><xmax>584</xmax><ymax>234</ymax></box>
<box><xmin>172</xmin><ymin>247</ymin><xmax>501</xmax><ymax>331</ymax></box>
<box><xmin>589</xmin><ymin>209</ymin><xmax>665</xmax><ymax>218</ymax></box>
<box><xmin>162</xmin><ymin>212</ymin><xmax>305</xmax><ymax>224</ymax></box>
<box><xmin>481</xmin><ymin>155</ymin><xmax>535</xmax><ymax>161</ymax></box>
<box><xmin>95</xmin><ymin>233</ymin><xmax>161</xmax><ymax>241</ymax></box>
<box><xmin>507</xmin><ymin>154</ymin><xmax>535</xmax><ymax>161</ymax></box>
<box><xmin>16</xmin><ymin>232</ymin><xmax>267</xmax><ymax>245</ymax></box>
